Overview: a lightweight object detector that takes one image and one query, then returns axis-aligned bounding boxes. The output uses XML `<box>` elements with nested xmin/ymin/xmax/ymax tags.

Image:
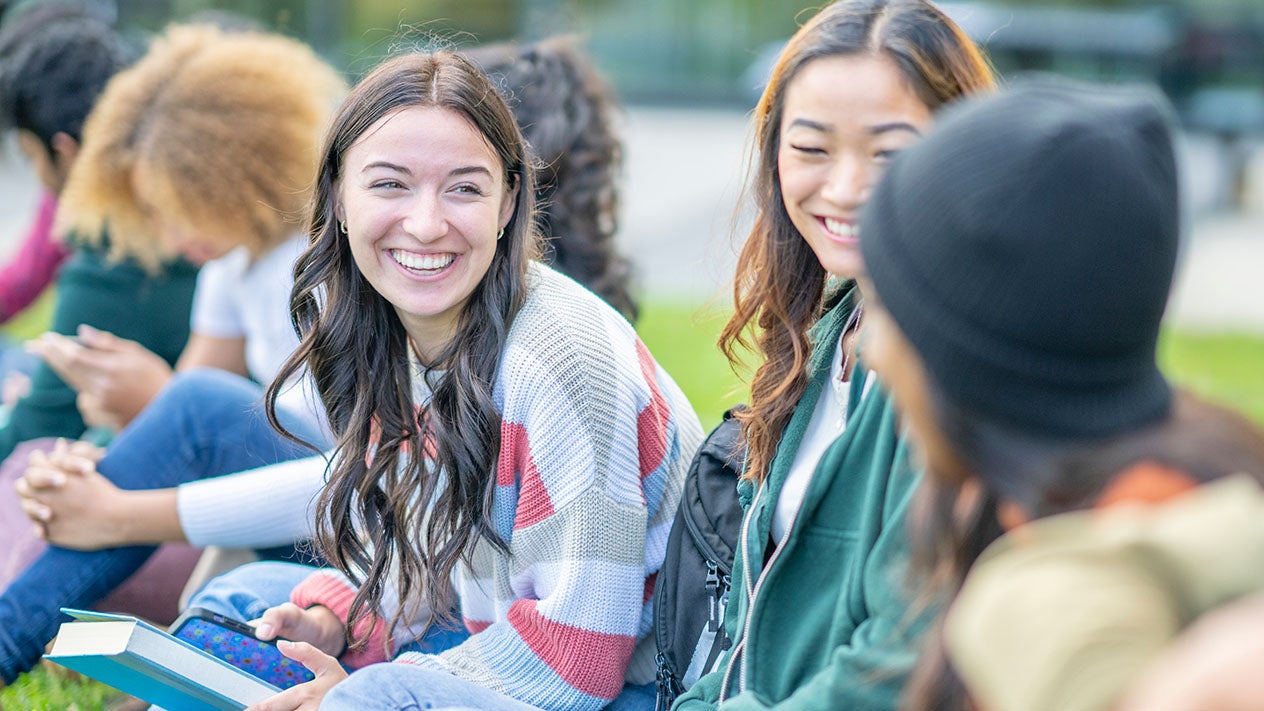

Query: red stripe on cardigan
<box><xmin>290</xmin><ymin>571</ymin><xmax>392</xmax><ymax>668</ymax></box>
<box><xmin>634</xmin><ymin>339</ymin><xmax>670</xmax><ymax>480</ymax></box>
<box><xmin>499</xmin><ymin>421</ymin><xmax>556</xmax><ymax>529</ymax></box>
<box><xmin>506</xmin><ymin>598</ymin><xmax>637</xmax><ymax>701</ymax></box>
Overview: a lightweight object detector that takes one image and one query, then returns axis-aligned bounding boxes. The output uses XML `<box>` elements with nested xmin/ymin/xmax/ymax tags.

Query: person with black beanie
<box><xmin>857</xmin><ymin>77</ymin><xmax>1264</xmax><ymax>711</ymax></box>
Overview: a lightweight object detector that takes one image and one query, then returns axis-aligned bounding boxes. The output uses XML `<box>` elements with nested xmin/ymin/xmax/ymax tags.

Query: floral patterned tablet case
<box><xmin>171</xmin><ymin>615</ymin><xmax>315</xmax><ymax>689</ymax></box>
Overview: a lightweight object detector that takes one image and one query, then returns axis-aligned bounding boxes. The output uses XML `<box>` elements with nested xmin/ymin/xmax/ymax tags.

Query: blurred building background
<box><xmin>102</xmin><ymin>0</ymin><xmax>1263</xmax><ymax>108</ymax></box>
<box><xmin>99</xmin><ymin>0</ymin><xmax>1264</xmax><ymax>207</ymax></box>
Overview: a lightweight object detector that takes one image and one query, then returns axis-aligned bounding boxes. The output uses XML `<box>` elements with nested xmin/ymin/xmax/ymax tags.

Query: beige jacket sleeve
<box><xmin>945</xmin><ymin>474</ymin><xmax>1264</xmax><ymax>711</ymax></box>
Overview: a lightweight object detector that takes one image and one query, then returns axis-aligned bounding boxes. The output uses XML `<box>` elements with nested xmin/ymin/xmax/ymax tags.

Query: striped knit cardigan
<box><xmin>289</xmin><ymin>263</ymin><xmax>704</xmax><ymax>710</ymax></box>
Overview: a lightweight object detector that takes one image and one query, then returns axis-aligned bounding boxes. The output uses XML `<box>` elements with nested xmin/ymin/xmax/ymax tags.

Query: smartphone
<box><xmin>168</xmin><ymin>607</ymin><xmax>315</xmax><ymax>689</ymax></box>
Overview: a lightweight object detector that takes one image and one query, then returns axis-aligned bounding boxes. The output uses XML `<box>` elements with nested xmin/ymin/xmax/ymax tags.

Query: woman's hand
<box><xmin>244</xmin><ymin>640</ymin><xmax>348</xmax><ymax>711</ymax></box>
<box><xmin>15</xmin><ymin>439</ymin><xmax>128</xmax><ymax>549</ymax></box>
<box><xmin>27</xmin><ymin>324</ymin><xmax>173</xmax><ymax>428</ymax></box>
<box><xmin>244</xmin><ymin>604</ymin><xmax>350</xmax><ymax>710</ymax></box>
<box><xmin>253</xmin><ymin>603</ymin><xmax>347</xmax><ymax>658</ymax></box>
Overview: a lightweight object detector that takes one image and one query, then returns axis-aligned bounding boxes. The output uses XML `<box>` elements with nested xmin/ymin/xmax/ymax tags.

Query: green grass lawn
<box><xmin>636</xmin><ymin>299</ymin><xmax>1264</xmax><ymax>431</ymax></box>
<box><xmin>0</xmin><ymin>664</ymin><xmax>125</xmax><ymax>710</ymax></box>
<box><xmin>4</xmin><ymin>297</ymin><xmax>1263</xmax><ymax>708</ymax></box>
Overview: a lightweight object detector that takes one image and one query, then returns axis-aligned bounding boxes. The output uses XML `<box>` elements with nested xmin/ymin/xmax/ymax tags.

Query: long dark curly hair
<box><xmin>718</xmin><ymin>0</ymin><xmax>994</xmax><ymax>484</ymax></box>
<box><xmin>266</xmin><ymin>50</ymin><xmax>540</xmax><ymax>648</ymax></box>
<box><xmin>466</xmin><ymin>36</ymin><xmax>638</xmax><ymax>322</ymax></box>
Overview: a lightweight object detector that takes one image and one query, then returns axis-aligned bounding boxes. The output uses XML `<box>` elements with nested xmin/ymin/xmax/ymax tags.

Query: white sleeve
<box><xmin>190</xmin><ymin>249</ymin><xmax>248</xmax><ymax>338</ymax></box>
<box><xmin>176</xmin><ymin>454</ymin><xmax>330</xmax><ymax>548</ymax></box>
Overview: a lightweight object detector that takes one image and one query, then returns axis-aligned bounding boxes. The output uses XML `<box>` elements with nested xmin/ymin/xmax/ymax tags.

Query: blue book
<box><xmin>45</xmin><ymin>608</ymin><xmax>280</xmax><ymax>711</ymax></box>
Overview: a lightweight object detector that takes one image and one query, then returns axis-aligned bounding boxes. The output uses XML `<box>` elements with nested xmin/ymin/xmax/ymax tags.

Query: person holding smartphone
<box><xmin>181</xmin><ymin>48</ymin><xmax>703</xmax><ymax>711</ymax></box>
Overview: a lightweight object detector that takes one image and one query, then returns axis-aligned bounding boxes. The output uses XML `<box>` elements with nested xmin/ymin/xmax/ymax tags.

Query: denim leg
<box><xmin>604</xmin><ymin>682</ymin><xmax>655</xmax><ymax>711</ymax></box>
<box><xmin>320</xmin><ymin>664</ymin><xmax>542</xmax><ymax>711</ymax></box>
<box><xmin>184</xmin><ymin>561</ymin><xmax>319</xmax><ymax>622</ymax></box>
<box><xmin>99</xmin><ymin>368</ymin><xmax>328</xmax><ymax>491</ymax></box>
<box><xmin>0</xmin><ymin>369</ymin><xmax>330</xmax><ymax>683</ymax></box>
<box><xmin>0</xmin><ymin>544</ymin><xmax>153</xmax><ymax>683</ymax></box>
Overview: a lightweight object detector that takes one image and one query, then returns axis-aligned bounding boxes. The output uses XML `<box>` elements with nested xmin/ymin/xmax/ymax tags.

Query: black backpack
<box><xmin>653</xmin><ymin>406</ymin><xmax>747</xmax><ymax>710</ymax></box>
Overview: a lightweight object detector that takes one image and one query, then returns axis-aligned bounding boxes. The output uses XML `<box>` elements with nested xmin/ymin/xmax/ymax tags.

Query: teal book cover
<box><xmin>46</xmin><ymin>608</ymin><xmax>280</xmax><ymax>711</ymax></box>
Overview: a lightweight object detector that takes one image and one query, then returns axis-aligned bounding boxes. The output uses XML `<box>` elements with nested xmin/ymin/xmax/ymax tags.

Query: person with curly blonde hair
<box><xmin>0</xmin><ymin>23</ymin><xmax>345</xmax><ymax>685</ymax></box>
<box><xmin>33</xmin><ymin>22</ymin><xmax>345</xmax><ymax>428</ymax></box>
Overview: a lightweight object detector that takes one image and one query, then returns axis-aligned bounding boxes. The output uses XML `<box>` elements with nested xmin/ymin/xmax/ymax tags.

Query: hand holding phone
<box><xmin>169</xmin><ymin>607</ymin><xmax>317</xmax><ymax>689</ymax></box>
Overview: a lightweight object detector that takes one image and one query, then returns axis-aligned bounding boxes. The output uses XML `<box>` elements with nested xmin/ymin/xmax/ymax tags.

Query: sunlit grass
<box><xmin>1159</xmin><ymin>329</ymin><xmax>1264</xmax><ymax>425</ymax></box>
<box><xmin>638</xmin><ymin>299</ymin><xmax>1264</xmax><ymax>430</ymax></box>
<box><xmin>0</xmin><ymin>664</ymin><xmax>125</xmax><ymax>710</ymax></box>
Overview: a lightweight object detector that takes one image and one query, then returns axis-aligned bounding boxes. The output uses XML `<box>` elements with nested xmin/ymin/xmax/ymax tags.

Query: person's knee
<box><xmin>186</xmin><ymin>561</ymin><xmax>314</xmax><ymax>621</ymax></box>
<box><xmin>321</xmin><ymin>664</ymin><xmax>413</xmax><ymax>709</ymax></box>
<box><xmin>165</xmin><ymin>368</ymin><xmax>257</xmax><ymax>404</ymax></box>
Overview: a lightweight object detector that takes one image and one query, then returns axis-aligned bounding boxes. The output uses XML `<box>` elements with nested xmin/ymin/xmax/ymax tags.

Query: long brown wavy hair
<box><xmin>718</xmin><ymin>0</ymin><xmax>994</xmax><ymax>483</ymax></box>
<box><xmin>266</xmin><ymin>51</ymin><xmax>540</xmax><ymax>647</ymax></box>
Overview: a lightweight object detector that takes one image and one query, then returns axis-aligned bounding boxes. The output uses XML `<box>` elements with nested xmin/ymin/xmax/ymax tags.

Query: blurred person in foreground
<box><xmin>856</xmin><ymin>77</ymin><xmax>1264</xmax><ymax>711</ymax></box>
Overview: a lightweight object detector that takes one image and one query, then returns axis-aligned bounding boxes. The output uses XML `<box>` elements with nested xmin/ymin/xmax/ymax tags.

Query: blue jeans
<box><xmin>192</xmin><ymin>562</ymin><xmax>655</xmax><ymax>711</ymax></box>
<box><xmin>321</xmin><ymin>665</ymin><xmax>656</xmax><ymax>711</ymax></box>
<box><xmin>0</xmin><ymin>368</ymin><xmax>330</xmax><ymax>684</ymax></box>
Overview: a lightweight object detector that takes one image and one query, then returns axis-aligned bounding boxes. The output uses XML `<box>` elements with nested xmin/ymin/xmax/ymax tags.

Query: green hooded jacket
<box><xmin>675</xmin><ymin>283</ymin><xmax>930</xmax><ymax>710</ymax></box>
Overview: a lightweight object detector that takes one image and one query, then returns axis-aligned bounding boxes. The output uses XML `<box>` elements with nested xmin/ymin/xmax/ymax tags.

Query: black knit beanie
<box><xmin>860</xmin><ymin>78</ymin><xmax>1180</xmax><ymax>440</ymax></box>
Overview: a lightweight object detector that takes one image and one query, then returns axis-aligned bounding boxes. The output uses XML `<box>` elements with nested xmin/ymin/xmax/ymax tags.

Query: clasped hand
<box><xmin>14</xmin><ymin>438</ymin><xmax>118</xmax><ymax>549</ymax></box>
<box><xmin>27</xmin><ymin>324</ymin><xmax>173</xmax><ymax>429</ymax></box>
<box><xmin>246</xmin><ymin>603</ymin><xmax>349</xmax><ymax>710</ymax></box>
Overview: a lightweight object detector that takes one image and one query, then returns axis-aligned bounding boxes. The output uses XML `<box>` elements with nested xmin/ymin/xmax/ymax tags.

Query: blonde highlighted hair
<box><xmin>57</xmin><ymin>23</ymin><xmax>345</xmax><ymax>268</ymax></box>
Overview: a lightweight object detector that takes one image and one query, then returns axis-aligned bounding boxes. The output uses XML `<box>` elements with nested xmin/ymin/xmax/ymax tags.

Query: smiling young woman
<box><xmin>182</xmin><ymin>50</ymin><xmax>704</xmax><ymax>711</ymax></box>
<box><xmin>776</xmin><ymin>53</ymin><xmax>933</xmax><ymax>279</ymax></box>
<box><xmin>672</xmin><ymin>1</ymin><xmax>994</xmax><ymax>709</ymax></box>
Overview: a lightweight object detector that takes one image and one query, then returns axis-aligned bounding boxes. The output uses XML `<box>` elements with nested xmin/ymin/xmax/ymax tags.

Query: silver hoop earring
<box><xmin>338</xmin><ymin>220</ymin><xmax>348</xmax><ymax>234</ymax></box>
<box><xmin>497</xmin><ymin>228</ymin><xmax>505</xmax><ymax>241</ymax></box>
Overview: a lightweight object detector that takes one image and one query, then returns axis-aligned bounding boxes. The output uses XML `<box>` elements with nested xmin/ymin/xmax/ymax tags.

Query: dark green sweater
<box><xmin>0</xmin><ymin>242</ymin><xmax>197</xmax><ymax>461</ymax></box>
<box><xmin>675</xmin><ymin>284</ymin><xmax>930</xmax><ymax>710</ymax></box>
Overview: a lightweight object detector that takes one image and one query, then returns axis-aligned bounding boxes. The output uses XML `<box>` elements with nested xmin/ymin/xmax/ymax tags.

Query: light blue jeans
<box><xmin>322</xmin><ymin>664</ymin><xmax>656</xmax><ymax>711</ymax></box>
<box><xmin>188</xmin><ymin>561</ymin><xmax>656</xmax><ymax>711</ymax></box>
